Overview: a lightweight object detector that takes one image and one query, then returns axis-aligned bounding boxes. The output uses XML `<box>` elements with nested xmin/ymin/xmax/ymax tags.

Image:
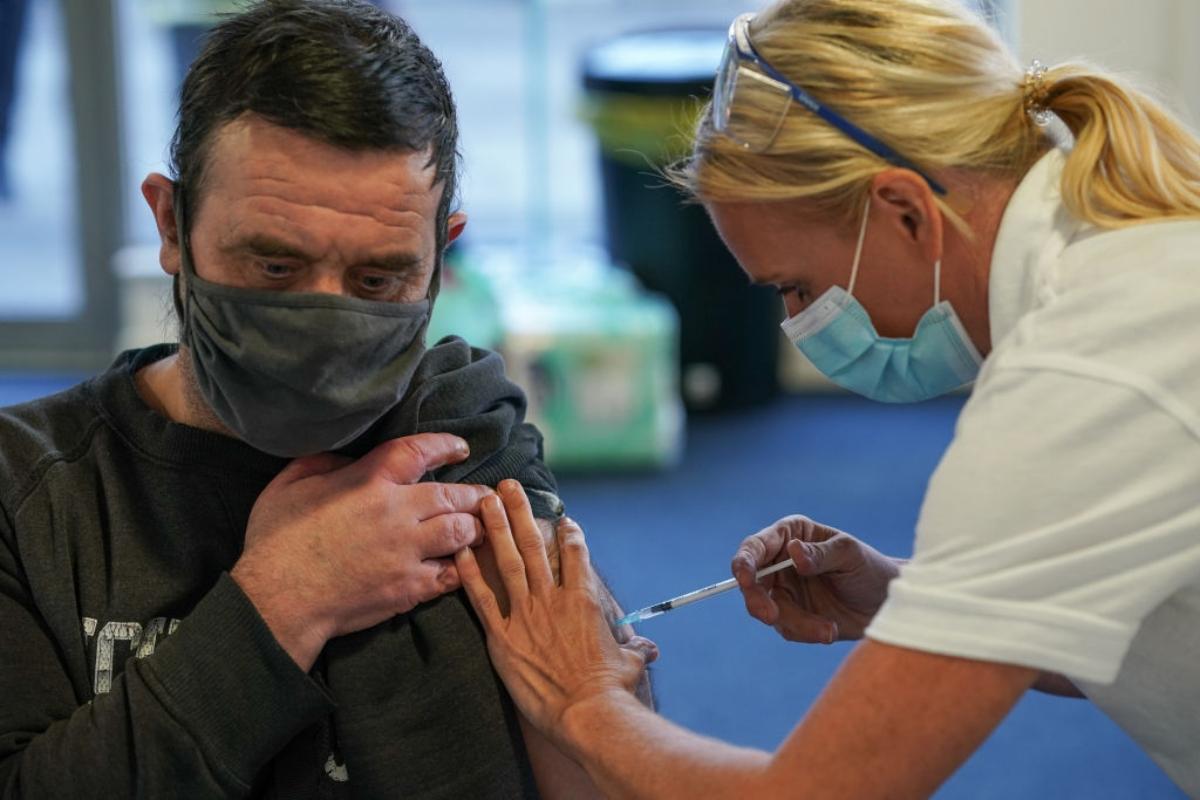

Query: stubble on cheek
<box><xmin>175</xmin><ymin>344</ymin><xmax>237</xmax><ymax>438</ymax></box>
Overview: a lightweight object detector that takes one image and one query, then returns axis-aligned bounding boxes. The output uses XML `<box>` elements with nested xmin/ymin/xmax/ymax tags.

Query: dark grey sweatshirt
<box><xmin>0</xmin><ymin>343</ymin><xmax>559</xmax><ymax>798</ymax></box>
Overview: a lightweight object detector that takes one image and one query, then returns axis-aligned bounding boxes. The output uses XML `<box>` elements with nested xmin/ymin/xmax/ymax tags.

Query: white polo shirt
<box><xmin>865</xmin><ymin>148</ymin><xmax>1200</xmax><ymax>795</ymax></box>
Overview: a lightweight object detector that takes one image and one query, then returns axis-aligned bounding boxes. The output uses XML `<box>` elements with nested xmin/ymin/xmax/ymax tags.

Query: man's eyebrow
<box><xmin>225</xmin><ymin>234</ymin><xmax>313</xmax><ymax>262</ymax></box>
<box><xmin>358</xmin><ymin>252</ymin><xmax>425</xmax><ymax>273</ymax></box>
<box><xmin>226</xmin><ymin>234</ymin><xmax>424</xmax><ymax>272</ymax></box>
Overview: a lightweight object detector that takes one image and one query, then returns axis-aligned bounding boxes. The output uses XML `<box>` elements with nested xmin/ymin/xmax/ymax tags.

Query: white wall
<box><xmin>1013</xmin><ymin>0</ymin><xmax>1199</xmax><ymax>125</ymax></box>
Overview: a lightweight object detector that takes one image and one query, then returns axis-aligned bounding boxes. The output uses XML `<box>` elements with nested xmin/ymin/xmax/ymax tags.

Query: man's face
<box><xmin>176</xmin><ymin>114</ymin><xmax>462</xmax><ymax>303</ymax></box>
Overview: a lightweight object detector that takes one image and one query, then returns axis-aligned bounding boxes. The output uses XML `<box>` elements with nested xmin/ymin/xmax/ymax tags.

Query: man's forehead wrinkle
<box><xmin>229</xmin><ymin>190</ymin><xmax>432</xmax><ymax>233</ymax></box>
<box><xmin>216</xmin><ymin>204</ymin><xmax>433</xmax><ymax>271</ymax></box>
<box><xmin>218</xmin><ymin>209</ymin><xmax>318</xmax><ymax>253</ymax></box>
<box><xmin>234</xmin><ymin>174</ymin><xmax>438</xmax><ymax>224</ymax></box>
<box><xmin>242</xmin><ymin>169</ymin><xmax>436</xmax><ymax>197</ymax></box>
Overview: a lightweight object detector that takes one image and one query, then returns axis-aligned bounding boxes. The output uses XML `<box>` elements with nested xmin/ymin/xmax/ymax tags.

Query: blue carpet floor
<box><xmin>0</xmin><ymin>376</ymin><xmax>1185</xmax><ymax>798</ymax></box>
<box><xmin>557</xmin><ymin>394</ymin><xmax>1185</xmax><ymax>800</ymax></box>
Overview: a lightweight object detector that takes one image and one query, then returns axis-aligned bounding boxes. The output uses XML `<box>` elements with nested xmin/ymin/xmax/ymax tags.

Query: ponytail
<box><xmin>1046</xmin><ymin>64</ymin><xmax>1200</xmax><ymax>228</ymax></box>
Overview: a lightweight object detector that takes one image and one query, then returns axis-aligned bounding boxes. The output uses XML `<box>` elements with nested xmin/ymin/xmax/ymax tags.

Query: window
<box><xmin>0</xmin><ymin>1</ymin><xmax>123</xmax><ymax>370</ymax></box>
<box><xmin>0</xmin><ymin>0</ymin><xmax>1014</xmax><ymax>370</ymax></box>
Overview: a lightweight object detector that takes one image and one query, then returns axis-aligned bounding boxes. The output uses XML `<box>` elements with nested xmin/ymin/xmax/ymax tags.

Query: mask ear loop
<box><xmin>847</xmin><ymin>197</ymin><xmax>871</xmax><ymax>297</ymax></box>
<box><xmin>933</xmin><ymin>258</ymin><xmax>942</xmax><ymax>305</ymax></box>
<box><xmin>172</xmin><ymin>186</ymin><xmax>195</xmax><ymax>337</ymax></box>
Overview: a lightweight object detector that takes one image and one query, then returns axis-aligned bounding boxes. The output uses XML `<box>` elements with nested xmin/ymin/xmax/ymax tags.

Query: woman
<box><xmin>457</xmin><ymin>0</ymin><xmax>1200</xmax><ymax>796</ymax></box>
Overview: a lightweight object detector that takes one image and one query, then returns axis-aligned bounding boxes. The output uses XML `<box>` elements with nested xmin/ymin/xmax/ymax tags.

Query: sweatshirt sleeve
<box><xmin>0</xmin><ymin>509</ymin><xmax>333</xmax><ymax>799</ymax></box>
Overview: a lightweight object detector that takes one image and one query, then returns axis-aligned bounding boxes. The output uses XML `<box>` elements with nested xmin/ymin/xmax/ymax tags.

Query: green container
<box><xmin>463</xmin><ymin>247</ymin><xmax>683</xmax><ymax>471</ymax></box>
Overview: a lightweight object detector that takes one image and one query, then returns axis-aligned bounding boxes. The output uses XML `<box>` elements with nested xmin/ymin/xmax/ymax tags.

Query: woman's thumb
<box><xmin>787</xmin><ymin>538</ymin><xmax>829</xmax><ymax>575</ymax></box>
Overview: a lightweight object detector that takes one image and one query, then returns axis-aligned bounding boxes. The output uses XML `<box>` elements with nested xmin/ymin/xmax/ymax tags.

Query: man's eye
<box><xmin>259</xmin><ymin>262</ymin><xmax>294</xmax><ymax>279</ymax></box>
<box><xmin>358</xmin><ymin>273</ymin><xmax>401</xmax><ymax>295</ymax></box>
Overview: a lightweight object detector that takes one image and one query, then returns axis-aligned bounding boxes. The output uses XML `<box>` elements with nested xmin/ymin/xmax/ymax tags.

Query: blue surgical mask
<box><xmin>779</xmin><ymin>200</ymin><xmax>982</xmax><ymax>403</ymax></box>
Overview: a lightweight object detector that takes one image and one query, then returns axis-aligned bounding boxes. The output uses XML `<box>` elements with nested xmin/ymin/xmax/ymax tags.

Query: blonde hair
<box><xmin>672</xmin><ymin>0</ymin><xmax>1200</xmax><ymax>231</ymax></box>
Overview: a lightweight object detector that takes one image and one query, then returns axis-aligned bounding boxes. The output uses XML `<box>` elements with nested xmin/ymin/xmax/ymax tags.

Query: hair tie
<box><xmin>1023</xmin><ymin>59</ymin><xmax>1052</xmax><ymax>126</ymax></box>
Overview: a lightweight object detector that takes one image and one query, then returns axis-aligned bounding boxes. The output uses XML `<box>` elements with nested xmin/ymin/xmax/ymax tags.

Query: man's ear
<box><xmin>870</xmin><ymin>169</ymin><xmax>944</xmax><ymax>265</ymax></box>
<box><xmin>141</xmin><ymin>173</ymin><xmax>182</xmax><ymax>277</ymax></box>
<box><xmin>446</xmin><ymin>210</ymin><xmax>468</xmax><ymax>247</ymax></box>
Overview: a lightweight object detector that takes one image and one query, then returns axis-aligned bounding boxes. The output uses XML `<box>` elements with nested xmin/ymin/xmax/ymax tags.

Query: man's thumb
<box><xmin>364</xmin><ymin>433</ymin><xmax>471</xmax><ymax>485</ymax></box>
<box><xmin>272</xmin><ymin>452</ymin><xmax>353</xmax><ymax>486</ymax></box>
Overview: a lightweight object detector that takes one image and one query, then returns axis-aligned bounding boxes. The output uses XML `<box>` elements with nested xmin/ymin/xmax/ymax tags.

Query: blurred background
<box><xmin>0</xmin><ymin>0</ymin><xmax>1195</xmax><ymax>796</ymax></box>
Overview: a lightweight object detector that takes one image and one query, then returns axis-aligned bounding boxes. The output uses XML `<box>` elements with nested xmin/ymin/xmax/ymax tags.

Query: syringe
<box><xmin>615</xmin><ymin>558</ymin><xmax>796</xmax><ymax>626</ymax></box>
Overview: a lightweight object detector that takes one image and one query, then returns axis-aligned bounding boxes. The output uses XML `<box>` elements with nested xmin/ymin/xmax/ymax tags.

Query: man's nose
<box><xmin>302</xmin><ymin>269</ymin><xmax>350</xmax><ymax>297</ymax></box>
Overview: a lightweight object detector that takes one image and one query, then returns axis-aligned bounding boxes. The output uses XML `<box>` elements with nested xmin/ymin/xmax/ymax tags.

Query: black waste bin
<box><xmin>582</xmin><ymin>29</ymin><xmax>780</xmax><ymax>412</ymax></box>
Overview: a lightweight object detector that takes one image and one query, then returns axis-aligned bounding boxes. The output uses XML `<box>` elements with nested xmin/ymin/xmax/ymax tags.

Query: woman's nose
<box><xmin>783</xmin><ymin>294</ymin><xmax>805</xmax><ymax>318</ymax></box>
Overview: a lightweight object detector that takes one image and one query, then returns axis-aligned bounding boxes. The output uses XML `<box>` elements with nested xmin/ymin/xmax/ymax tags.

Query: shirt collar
<box><xmin>986</xmin><ymin>147</ymin><xmax>1083</xmax><ymax>347</ymax></box>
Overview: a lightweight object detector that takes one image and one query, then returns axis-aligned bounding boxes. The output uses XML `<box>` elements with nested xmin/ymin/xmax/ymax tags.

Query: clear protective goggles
<box><xmin>712</xmin><ymin>12</ymin><xmax>947</xmax><ymax>196</ymax></box>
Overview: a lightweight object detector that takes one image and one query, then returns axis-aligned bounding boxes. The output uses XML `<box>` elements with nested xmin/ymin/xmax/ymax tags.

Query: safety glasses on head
<box><xmin>712</xmin><ymin>12</ymin><xmax>947</xmax><ymax>196</ymax></box>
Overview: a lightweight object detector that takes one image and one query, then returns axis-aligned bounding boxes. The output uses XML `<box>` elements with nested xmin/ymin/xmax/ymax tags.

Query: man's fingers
<box><xmin>498</xmin><ymin>480</ymin><xmax>554</xmax><ymax>592</ymax></box>
<box><xmin>456</xmin><ymin>547</ymin><xmax>503</xmax><ymax>628</ymax></box>
<box><xmin>412</xmin><ymin>482</ymin><xmax>494</xmax><ymax>521</ymax></box>
<box><xmin>555</xmin><ymin>517</ymin><xmax>591</xmax><ymax>589</ymax></box>
<box><xmin>480</xmin><ymin>493</ymin><xmax>529</xmax><ymax>600</ymax></box>
<box><xmin>392</xmin><ymin>558</ymin><xmax>461</xmax><ymax>612</ymax></box>
<box><xmin>427</xmin><ymin>557</ymin><xmax>461</xmax><ymax>596</ymax></box>
<box><xmin>363</xmin><ymin>434</ymin><xmax>472</xmax><ymax>485</ymax></box>
<box><xmin>417</xmin><ymin>512</ymin><xmax>484</xmax><ymax>558</ymax></box>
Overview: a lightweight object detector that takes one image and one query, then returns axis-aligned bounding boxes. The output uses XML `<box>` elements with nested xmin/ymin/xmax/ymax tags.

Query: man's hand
<box><xmin>231</xmin><ymin>433</ymin><xmax>493</xmax><ymax>670</ymax></box>
<box><xmin>732</xmin><ymin>515</ymin><xmax>902</xmax><ymax>643</ymax></box>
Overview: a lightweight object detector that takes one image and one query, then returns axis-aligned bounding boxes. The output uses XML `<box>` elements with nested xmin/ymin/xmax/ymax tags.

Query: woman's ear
<box><xmin>869</xmin><ymin>169</ymin><xmax>944</xmax><ymax>264</ymax></box>
<box><xmin>141</xmin><ymin>173</ymin><xmax>183</xmax><ymax>277</ymax></box>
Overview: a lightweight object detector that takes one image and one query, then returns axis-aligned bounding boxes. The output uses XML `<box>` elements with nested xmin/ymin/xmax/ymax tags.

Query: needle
<box><xmin>615</xmin><ymin>558</ymin><xmax>796</xmax><ymax>626</ymax></box>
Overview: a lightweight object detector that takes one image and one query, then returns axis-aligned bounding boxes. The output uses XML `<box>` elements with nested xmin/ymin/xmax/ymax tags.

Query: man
<box><xmin>0</xmin><ymin>1</ymin><xmax>642</xmax><ymax>796</ymax></box>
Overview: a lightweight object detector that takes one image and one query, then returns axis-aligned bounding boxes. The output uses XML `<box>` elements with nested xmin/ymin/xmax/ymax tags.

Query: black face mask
<box><xmin>174</xmin><ymin>197</ymin><xmax>435</xmax><ymax>457</ymax></box>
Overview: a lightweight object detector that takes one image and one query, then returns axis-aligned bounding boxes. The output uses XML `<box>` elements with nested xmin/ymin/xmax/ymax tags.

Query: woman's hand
<box><xmin>732</xmin><ymin>515</ymin><xmax>902</xmax><ymax>643</ymax></box>
<box><xmin>456</xmin><ymin>480</ymin><xmax>658</xmax><ymax>748</ymax></box>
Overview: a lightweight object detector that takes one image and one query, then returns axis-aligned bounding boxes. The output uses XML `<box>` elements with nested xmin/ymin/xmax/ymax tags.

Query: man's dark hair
<box><xmin>169</xmin><ymin>0</ymin><xmax>460</xmax><ymax>259</ymax></box>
